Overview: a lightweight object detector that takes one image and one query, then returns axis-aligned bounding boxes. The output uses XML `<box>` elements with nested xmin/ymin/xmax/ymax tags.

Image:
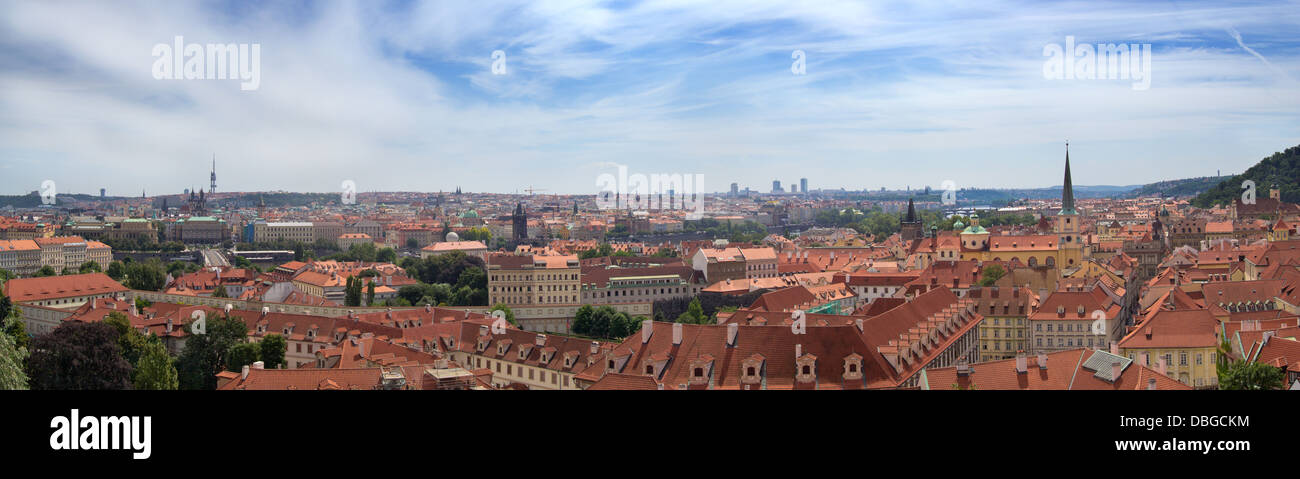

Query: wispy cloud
<box><xmin>1</xmin><ymin>0</ymin><xmax>1298</xmax><ymax>196</ymax></box>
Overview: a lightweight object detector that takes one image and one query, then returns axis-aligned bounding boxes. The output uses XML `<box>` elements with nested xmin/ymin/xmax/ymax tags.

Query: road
<box><xmin>201</xmin><ymin>249</ymin><xmax>230</xmax><ymax>268</ymax></box>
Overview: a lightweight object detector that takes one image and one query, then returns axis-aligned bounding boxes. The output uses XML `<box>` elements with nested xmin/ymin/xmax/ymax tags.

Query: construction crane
<box><xmin>523</xmin><ymin>186</ymin><xmax>548</xmax><ymax>195</ymax></box>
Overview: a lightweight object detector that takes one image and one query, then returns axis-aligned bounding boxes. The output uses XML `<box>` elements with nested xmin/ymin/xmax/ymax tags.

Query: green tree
<box><xmin>344</xmin><ymin>276</ymin><xmax>362</xmax><ymax>307</ymax></box>
<box><xmin>176</xmin><ymin>313</ymin><xmax>249</xmax><ymax>390</ymax></box>
<box><xmin>676</xmin><ymin>297</ymin><xmax>707</xmax><ymax>324</ymax></box>
<box><xmin>226</xmin><ymin>342</ymin><xmax>261</xmax><ymax>372</ymax></box>
<box><xmin>572</xmin><ymin>305</ymin><xmax>594</xmax><ymax>335</ymax></box>
<box><xmin>260</xmin><ymin>334</ymin><xmax>287</xmax><ymax>370</ymax></box>
<box><xmin>133</xmin><ymin>339</ymin><xmax>178</xmax><ymax>390</ymax></box>
<box><xmin>125</xmin><ymin>259</ymin><xmax>167</xmax><ymax>291</ymax></box>
<box><xmin>978</xmin><ymin>264</ymin><xmax>1007</xmax><ymax>287</ymax></box>
<box><xmin>26</xmin><ymin>322</ymin><xmax>132</xmax><ymax>389</ymax></box>
<box><xmin>106</xmin><ymin>260</ymin><xmax>126</xmax><ymax>280</ymax></box>
<box><xmin>103</xmin><ymin>311</ymin><xmax>149</xmax><ymax>372</ymax></box>
<box><xmin>1218</xmin><ymin>360</ymin><xmax>1285</xmax><ymax>390</ymax></box>
<box><xmin>490</xmin><ymin>303</ymin><xmax>518</xmax><ymax>326</ymax></box>
<box><xmin>365</xmin><ymin>281</ymin><xmax>375</xmax><ymax>306</ymax></box>
<box><xmin>0</xmin><ymin>319</ymin><xmax>27</xmax><ymax>390</ymax></box>
<box><xmin>78</xmin><ymin>261</ymin><xmax>102</xmax><ymax>274</ymax></box>
<box><xmin>35</xmin><ymin>265</ymin><xmax>56</xmax><ymax>277</ymax></box>
<box><xmin>212</xmin><ymin>285</ymin><xmax>229</xmax><ymax>298</ymax></box>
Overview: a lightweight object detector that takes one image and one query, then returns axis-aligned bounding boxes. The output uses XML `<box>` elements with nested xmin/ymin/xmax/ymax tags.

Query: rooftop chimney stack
<box><xmin>726</xmin><ymin>322</ymin><xmax>738</xmax><ymax>347</ymax></box>
<box><xmin>1111</xmin><ymin>362</ymin><xmax>1122</xmax><ymax>382</ymax></box>
<box><xmin>590</xmin><ymin>341</ymin><xmax>600</xmax><ymax>355</ymax></box>
<box><xmin>1015</xmin><ymin>351</ymin><xmax>1027</xmax><ymax>373</ymax></box>
<box><xmin>253</xmin><ymin>361</ymin><xmax>264</xmax><ymax>370</ymax></box>
<box><xmin>642</xmin><ymin>319</ymin><xmax>653</xmax><ymax>343</ymax></box>
<box><xmin>241</xmin><ymin>365</ymin><xmax>250</xmax><ymax>380</ymax></box>
<box><xmin>672</xmin><ymin>322</ymin><xmax>683</xmax><ymax>345</ymax></box>
<box><xmin>1037</xmin><ymin>351</ymin><xmax>1048</xmax><ymax>369</ymax></box>
<box><xmin>795</xmin><ymin>343</ymin><xmax>802</xmax><ymax>358</ymax></box>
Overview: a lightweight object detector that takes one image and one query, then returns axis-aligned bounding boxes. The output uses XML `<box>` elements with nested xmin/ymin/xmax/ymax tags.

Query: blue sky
<box><xmin>1</xmin><ymin>0</ymin><xmax>1298</xmax><ymax>196</ymax></box>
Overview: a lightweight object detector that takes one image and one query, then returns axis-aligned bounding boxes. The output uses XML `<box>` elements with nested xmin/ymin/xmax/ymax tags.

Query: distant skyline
<box><xmin>2</xmin><ymin>1</ymin><xmax>1299</xmax><ymax>196</ymax></box>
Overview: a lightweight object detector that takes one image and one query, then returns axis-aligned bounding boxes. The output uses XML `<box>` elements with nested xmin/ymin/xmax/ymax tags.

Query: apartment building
<box><xmin>252</xmin><ymin>221</ymin><xmax>315</xmax><ymax>244</ymax></box>
<box><xmin>580</xmin><ymin>265</ymin><xmax>699</xmax><ymax>306</ymax></box>
<box><xmin>35</xmin><ymin>236</ymin><xmax>111</xmax><ymax>272</ymax></box>
<box><xmin>1118</xmin><ymin>308</ymin><xmax>1221</xmax><ymax>389</ymax></box>
<box><xmin>1030</xmin><ymin>286</ymin><xmax>1119</xmax><ymax>354</ymax></box>
<box><xmin>0</xmin><ymin>239</ymin><xmax>41</xmax><ymax>276</ymax></box>
<box><xmin>487</xmin><ymin>253</ymin><xmax>581</xmax><ymax>307</ymax></box>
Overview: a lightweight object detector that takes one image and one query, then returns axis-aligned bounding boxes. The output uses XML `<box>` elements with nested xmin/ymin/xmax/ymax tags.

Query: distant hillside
<box><xmin>1129</xmin><ymin>175</ymin><xmax>1232</xmax><ymax>198</ymax></box>
<box><xmin>1192</xmin><ymin>145</ymin><xmax>1300</xmax><ymax>208</ymax></box>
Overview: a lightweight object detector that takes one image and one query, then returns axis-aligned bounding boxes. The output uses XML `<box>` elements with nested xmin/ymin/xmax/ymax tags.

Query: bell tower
<box><xmin>1056</xmin><ymin>141</ymin><xmax>1082</xmax><ymax>271</ymax></box>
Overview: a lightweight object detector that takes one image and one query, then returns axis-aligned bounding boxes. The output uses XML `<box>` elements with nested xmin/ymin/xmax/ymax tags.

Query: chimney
<box><xmin>795</xmin><ymin>343</ymin><xmax>802</xmax><ymax>358</ymax></box>
<box><xmin>1037</xmin><ymin>351</ymin><xmax>1048</xmax><ymax>369</ymax></box>
<box><xmin>1147</xmin><ymin>378</ymin><xmax>1157</xmax><ymax>390</ymax></box>
<box><xmin>1110</xmin><ymin>343</ymin><xmax>1118</xmax><ymax>355</ymax></box>
<box><xmin>672</xmin><ymin>322</ymin><xmax>683</xmax><ymax>345</ymax></box>
<box><xmin>252</xmin><ymin>361</ymin><xmax>264</xmax><ymax>370</ymax></box>
<box><xmin>854</xmin><ymin>318</ymin><xmax>864</xmax><ymax>332</ymax></box>
<box><xmin>425</xmin><ymin>304</ymin><xmax>432</xmax><ymax>313</ymax></box>
<box><xmin>1157</xmin><ymin>357</ymin><xmax>1166</xmax><ymax>375</ymax></box>
<box><xmin>241</xmin><ymin>365</ymin><xmax>250</xmax><ymax>380</ymax></box>
<box><xmin>261</xmin><ymin>306</ymin><xmax>270</xmax><ymax>317</ymax></box>
<box><xmin>165</xmin><ymin>318</ymin><xmax>173</xmax><ymax>334</ymax></box>
<box><xmin>1111</xmin><ymin>362</ymin><xmax>1121</xmax><ymax>382</ymax></box>
<box><xmin>590</xmin><ymin>341</ymin><xmax>600</xmax><ymax>355</ymax></box>
<box><xmin>956</xmin><ymin>357</ymin><xmax>970</xmax><ymax>376</ymax></box>
<box><xmin>1015</xmin><ymin>351</ymin><xmax>1027</xmax><ymax>373</ymax></box>
<box><xmin>358</xmin><ymin>338</ymin><xmax>367</xmax><ymax>358</ymax></box>
<box><xmin>642</xmin><ymin>319</ymin><xmax>653</xmax><ymax>343</ymax></box>
<box><xmin>726</xmin><ymin>322</ymin><xmax>738</xmax><ymax>347</ymax></box>
<box><xmin>536</xmin><ymin>334</ymin><xmax>547</xmax><ymax>347</ymax></box>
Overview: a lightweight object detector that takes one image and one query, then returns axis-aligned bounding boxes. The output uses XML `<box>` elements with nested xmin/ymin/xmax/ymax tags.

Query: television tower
<box><xmin>210</xmin><ymin>154</ymin><xmax>217</xmax><ymax>194</ymax></box>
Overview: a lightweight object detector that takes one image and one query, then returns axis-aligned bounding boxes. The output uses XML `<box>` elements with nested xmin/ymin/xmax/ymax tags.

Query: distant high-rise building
<box><xmin>99</xmin><ymin>188</ymin><xmax>106</xmax><ymax>198</ymax></box>
<box><xmin>790</xmin><ymin>184</ymin><xmax>797</xmax><ymax>193</ymax></box>
<box><xmin>730</xmin><ymin>183</ymin><xmax>738</xmax><ymax>196</ymax></box>
<box><xmin>772</xmin><ymin>180</ymin><xmax>782</xmax><ymax>193</ymax></box>
<box><xmin>800</xmin><ymin>178</ymin><xmax>808</xmax><ymax>193</ymax></box>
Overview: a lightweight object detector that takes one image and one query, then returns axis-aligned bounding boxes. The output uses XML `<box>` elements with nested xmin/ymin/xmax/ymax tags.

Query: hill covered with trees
<box><xmin>1192</xmin><ymin>145</ymin><xmax>1300</xmax><ymax>208</ymax></box>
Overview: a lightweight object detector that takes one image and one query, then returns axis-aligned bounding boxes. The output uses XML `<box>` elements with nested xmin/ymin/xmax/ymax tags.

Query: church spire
<box><xmin>905</xmin><ymin>197</ymin><xmax>917</xmax><ymax>223</ymax></box>
<box><xmin>1060</xmin><ymin>141</ymin><xmax>1076</xmax><ymax>215</ymax></box>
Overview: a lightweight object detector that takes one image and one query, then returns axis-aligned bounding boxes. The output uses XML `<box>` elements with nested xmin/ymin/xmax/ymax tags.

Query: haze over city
<box><xmin>3</xmin><ymin>0</ymin><xmax>1299</xmax><ymax>196</ymax></box>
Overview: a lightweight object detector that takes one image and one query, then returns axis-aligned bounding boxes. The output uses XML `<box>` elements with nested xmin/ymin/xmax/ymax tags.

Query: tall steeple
<box><xmin>210</xmin><ymin>154</ymin><xmax>217</xmax><ymax>194</ymax></box>
<box><xmin>905</xmin><ymin>198</ymin><xmax>917</xmax><ymax>223</ymax></box>
<box><xmin>1060</xmin><ymin>141</ymin><xmax>1076</xmax><ymax>216</ymax></box>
